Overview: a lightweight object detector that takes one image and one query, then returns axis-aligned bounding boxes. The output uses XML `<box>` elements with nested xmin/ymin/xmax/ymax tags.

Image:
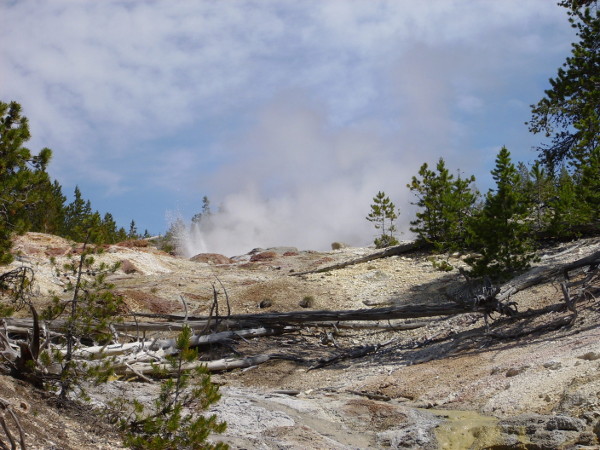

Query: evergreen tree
<box><xmin>575</xmin><ymin>146</ymin><xmax>600</xmax><ymax>230</ymax></box>
<box><xmin>528</xmin><ymin>0</ymin><xmax>599</xmax><ymax>170</ymax></box>
<box><xmin>366</xmin><ymin>191</ymin><xmax>399</xmax><ymax>248</ymax></box>
<box><xmin>466</xmin><ymin>147</ymin><xmax>537</xmax><ymax>280</ymax></box>
<box><xmin>15</xmin><ymin>177</ymin><xmax>66</xmax><ymax>235</ymax></box>
<box><xmin>0</xmin><ymin>100</ymin><xmax>52</xmax><ymax>264</ymax></box>
<box><xmin>116</xmin><ymin>227</ymin><xmax>128</xmax><ymax>242</ymax></box>
<box><xmin>548</xmin><ymin>166</ymin><xmax>584</xmax><ymax>238</ymax></box>
<box><xmin>408</xmin><ymin>158</ymin><xmax>477</xmax><ymax>251</ymax></box>
<box><xmin>121</xmin><ymin>325</ymin><xmax>227</xmax><ymax>449</ymax></box>
<box><xmin>515</xmin><ymin>161</ymin><xmax>555</xmax><ymax>234</ymax></box>
<box><xmin>37</xmin><ymin>180</ymin><xmax>67</xmax><ymax>234</ymax></box>
<box><xmin>528</xmin><ymin>162</ymin><xmax>555</xmax><ymax>232</ymax></box>
<box><xmin>191</xmin><ymin>195</ymin><xmax>212</xmax><ymax>227</ymax></box>
<box><xmin>63</xmin><ymin>187</ymin><xmax>93</xmax><ymax>242</ymax></box>
<box><xmin>128</xmin><ymin>220</ymin><xmax>138</xmax><ymax>239</ymax></box>
<box><xmin>99</xmin><ymin>212</ymin><xmax>118</xmax><ymax>244</ymax></box>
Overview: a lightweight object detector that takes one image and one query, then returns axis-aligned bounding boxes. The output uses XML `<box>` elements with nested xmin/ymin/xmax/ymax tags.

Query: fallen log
<box><xmin>498</xmin><ymin>249</ymin><xmax>600</xmax><ymax>300</ymax></box>
<box><xmin>290</xmin><ymin>241</ymin><xmax>422</xmax><ymax>276</ymax></box>
<box><xmin>3</xmin><ymin>304</ymin><xmax>475</xmax><ymax>334</ymax></box>
<box><xmin>299</xmin><ymin>320</ymin><xmax>431</xmax><ymax>330</ymax></box>
<box><xmin>309</xmin><ymin>338</ymin><xmax>395</xmax><ymax>370</ymax></box>
<box><xmin>146</xmin><ymin>303</ymin><xmax>468</xmax><ymax>331</ymax></box>
<box><xmin>57</xmin><ymin>327</ymin><xmax>297</xmax><ymax>359</ymax></box>
<box><xmin>121</xmin><ymin>354</ymin><xmax>271</xmax><ymax>376</ymax></box>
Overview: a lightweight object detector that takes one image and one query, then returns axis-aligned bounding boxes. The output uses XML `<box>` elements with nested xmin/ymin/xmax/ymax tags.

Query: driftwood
<box><xmin>290</xmin><ymin>241</ymin><xmax>421</xmax><ymax>276</ymax></box>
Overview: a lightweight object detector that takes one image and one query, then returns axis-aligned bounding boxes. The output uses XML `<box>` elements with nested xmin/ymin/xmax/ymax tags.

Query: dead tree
<box><xmin>290</xmin><ymin>241</ymin><xmax>421</xmax><ymax>276</ymax></box>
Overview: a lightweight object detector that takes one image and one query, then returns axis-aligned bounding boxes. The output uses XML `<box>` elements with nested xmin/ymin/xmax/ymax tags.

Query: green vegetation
<box><xmin>0</xmin><ymin>100</ymin><xmax>229</xmax><ymax>448</ymax></box>
<box><xmin>119</xmin><ymin>325</ymin><xmax>227</xmax><ymax>450</ymax></box>
<box><xmin>389</xmin><ymin>1</ymin><xmax>599</xmax><ymax>280</ymax></box>
<box><xmin>366</xmin><ymin>191</ymin><xmax>400</xmax><ymax>248</ymax></box>
<box><xmin>192</xmin><ymin>195</ymin><xmax>213</xmax><ymax>226</ymax></box>
<box><xmin>0</xmin><ymin>100</ymin><xmax>144</xmax><ymax>265</ymax></box>
<box><xmin>407</xmin><ymin>158</ymin><xmax>477</xmax><ymax>252</ymax></box>
<box><xmin>0</xmin><ymin>101</ymin><xmax>52</xmax><ymax>264</ymax></box>
<box><xmin>465</xmin><ymin>148</ymin><xmax>537</xmax><ymax>280</ymax></box>
<box><xmin>40</xmin><ymin>232</ymin><xmax>124</xmax><ymax>400</ymax></box>
<box><xmin>528</xmin><ymin>0</ymin><xmax>599</xmax><ymax>172</ymax></box>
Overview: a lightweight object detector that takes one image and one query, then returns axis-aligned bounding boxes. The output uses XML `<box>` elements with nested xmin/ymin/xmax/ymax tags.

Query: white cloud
<box><xmin>0</xmin><ymin>0</ymin><xmax>575</xmax><ymax>247</ymax></box>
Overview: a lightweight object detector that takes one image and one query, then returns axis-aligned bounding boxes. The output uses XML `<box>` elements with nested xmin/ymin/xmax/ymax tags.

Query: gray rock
<box><xmin>543</xmin><ymin>360</ymin><xmax>562</xmax><ymax>370</ymax></box>
<box><xmin>546</xmin><ymin>415</ymin><xmax>585</xmax><ymax>431</ymax></box>
<box><xmin>505</xmin><ymin>365</ymin><xmax>529</xmax><ymax>377</ymax></box>
<box><xmin>499</xmin><ymin>413</ymin><xmax>591</xmax><ymax>448</ymax></box>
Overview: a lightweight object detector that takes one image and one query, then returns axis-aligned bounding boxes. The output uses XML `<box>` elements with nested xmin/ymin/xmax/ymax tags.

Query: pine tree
<box><xmin>63</xmin><ymin>187</ymin><xmax>94</xmax><ymax>242</ymax></box>
<box><xmin>466</xmin><ymin>147</ymin><xmax>537</xmax><ymax>280</ymax></box>
<box><xmin>408</xmin><ymin>158</ymin><xmax>477</xmax><ymax>251</ymax></box>
<box><xmin>121</xmin><ymin>325</ymin><xmax>227</xmax><ymax>449</ymax></box>
<box><xmin>575</xmin><ymin>146</ymin><xmax>600</xmax><ymax>231</ymax></box>
<box><xmin>528</xmin><ymin>162</ymin><xmax>555</xmax><ymax>233</ymax></box>
<box><xmin>0</xmin><ymin>100</ymin><xmax>52</xmax><ymax>264</ymax></box>
<box><xmin>116</xmin><ymin>227</ymin><xmax>128</xmax><ymax>242</ymax></box>
<box><xmin>14</xmin><ymin>177</ymin><xmax>66</xmax><ymax>235</ymax></box>
<box><xmin>99</xmin><ymin>213</ymin><xmax>118</xmax><ymax>244</ymax></box>
<box><xmin>548</xmin><ymin>167</ymin><xmax>584</xmax><ymax>238</ymax></box>
<box><xmin>36</xmin><ymin>180</ymin><xmax>67</xmax><ymax>234</ymax></box>
<box><xmin>515</xmin><ymin>161</ymin><xmax>555</xmax><ymax>234</ymax></box>
<box><xmin>191</xmin><ymin>195</ymin><xmax>212</xmax><ymax>227</ymax></box>
<box><xmin>528</xmin><ymin>0</ymin><xmax>599</xmax><ymax>170</ymax></box>
<box><xmin>128</xmin><ymin>220</ymin><xmax>138</xmax><ymax>239</ymax></box>
<box><xmin>366</xmin><ymin>191</ymin><xmax>399</xmax><ymax>248</ymax></box>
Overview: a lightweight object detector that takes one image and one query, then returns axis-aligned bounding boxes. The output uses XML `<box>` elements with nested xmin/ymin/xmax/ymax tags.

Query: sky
<box><xmin>1</xmin><ymin>0</ymin><xmax>576</xmax><ymax>256</ymax></box>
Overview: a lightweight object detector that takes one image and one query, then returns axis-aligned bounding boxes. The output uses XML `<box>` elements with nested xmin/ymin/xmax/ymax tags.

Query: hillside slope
<box><xmin>2</xmin><ymin>233</ymin><xmax>600</xmax><ymax>448</ymax></box>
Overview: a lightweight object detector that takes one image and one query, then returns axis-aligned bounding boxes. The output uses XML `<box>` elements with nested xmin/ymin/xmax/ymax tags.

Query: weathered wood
<box><xmin>290</xmin><ymin>241</ymin><xmax>422</xmax><ymax>276</ymax></box>
<box><xmin>309</xmin><ymin>338</ymin><xmax>395</xmax><ymax>370</ymax></box>
<box><xmin>121</xmin><ymin>354</ymin><xmax>271</xmax><ymax>376</ymax></box>
<box><xmin>3</xmin><ymin>303</ymin><xmax>473</xmax><ymax>334</ymax></box>
<box><xmin>299</xmin><ymin>320</ymin><xmax>430</xmax><ymax>330</ymax></box>
<box><xmin>65</xmin><ymin>327</ymin><xmax>294</xmax><ymax>358</ymax></box>
<box><xmin>498</xmin><ymin>249</ymin><xmax>600</xmax><ymax>300</ymax></box>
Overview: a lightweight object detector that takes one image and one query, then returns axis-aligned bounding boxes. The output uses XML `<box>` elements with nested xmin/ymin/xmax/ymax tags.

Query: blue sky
<box><xmin>1</xmin><ymin>1</ymin><xmax>575</xmax><ymax>255</ymax></box>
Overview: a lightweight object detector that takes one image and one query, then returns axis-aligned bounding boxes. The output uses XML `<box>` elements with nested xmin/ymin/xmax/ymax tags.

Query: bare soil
<box><xmin>2</xmin><ymin>232</ymin><xmax>600</xmax><ymax>449</ymax></box>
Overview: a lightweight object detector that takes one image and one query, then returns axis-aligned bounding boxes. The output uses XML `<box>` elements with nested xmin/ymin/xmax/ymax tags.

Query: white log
<box><xmin>121</xmin><ymin>354</ymin><xmax>271</xmax><ymax>375</ymax></box>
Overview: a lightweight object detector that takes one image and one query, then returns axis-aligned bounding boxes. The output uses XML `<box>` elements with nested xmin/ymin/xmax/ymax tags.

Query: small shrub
<box><xmin>299</xmin><ymin>296</ymin><xmax>314</xmax><ymax>308</ymax></box>
<box><xmin>428</xmin><ymin>257</ymin><xmax>454</xmax><ymax>272</ymax></box>
<box><xmin>258</xmin><ymin>299</ymin><xmax>272</xmax><ymax>308</ymax></box>
<box><xmin>119</xmin><ymin>325</ymin><xmax>227</xmax><ymax>449</ymax></box>
<box><xmin>374</xmin><ymin>234</ymin><xmax>399</xmax><ymax>249</ymax></box>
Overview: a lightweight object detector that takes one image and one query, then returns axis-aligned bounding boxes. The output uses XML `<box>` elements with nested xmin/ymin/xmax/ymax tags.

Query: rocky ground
<box><xmin>2</xmin><ymin>232</ymin><xmax>600</xmax><ymax>449</ymax></box>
